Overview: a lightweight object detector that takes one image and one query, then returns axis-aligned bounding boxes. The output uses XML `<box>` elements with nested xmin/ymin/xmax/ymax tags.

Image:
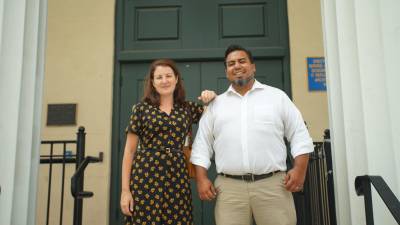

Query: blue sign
<box><xmin>307</xmin><ymin>57</ymin><xmax>326</xmax><ymax>91</ymax></box>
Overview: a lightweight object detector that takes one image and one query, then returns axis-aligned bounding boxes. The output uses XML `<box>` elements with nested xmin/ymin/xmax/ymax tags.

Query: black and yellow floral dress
<box><xmin>125</xmin><ymin>100</ymin><xmax>203</xmax><ymax>225</ymax></box>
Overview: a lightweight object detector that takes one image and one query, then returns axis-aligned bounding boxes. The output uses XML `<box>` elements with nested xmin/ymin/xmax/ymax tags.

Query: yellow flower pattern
<box><xmin>124</xmin><ymin>101</ymin><xmax>203</xmax><ymax>225</ymax></box>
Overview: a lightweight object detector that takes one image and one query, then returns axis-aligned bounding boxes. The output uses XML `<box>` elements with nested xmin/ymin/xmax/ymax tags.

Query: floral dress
<box><xmin>125</xmin><ymin>101</ymin><xmax>203</xmax><ymax>225</ymax></box>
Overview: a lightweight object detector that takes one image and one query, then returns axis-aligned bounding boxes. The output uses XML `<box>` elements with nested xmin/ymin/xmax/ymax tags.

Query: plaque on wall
<box><xmin>307</xmin><ymin>57</ymin><xmax>326</xmax><ymax>91</ymax></box>
<box><xmin>46</xmin><ymin>104</ymin><xmax>77</xmax><ymax>126</ymax></box>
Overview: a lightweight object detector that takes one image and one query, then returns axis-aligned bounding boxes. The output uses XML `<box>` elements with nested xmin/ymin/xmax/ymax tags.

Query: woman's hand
<box><xmin>198</xmin><ymin>90</ymin><xmax>217</xmax><ymax>105</ymax></box>
<box><xmin>120</xmin><ymin>190</ymin><xmax>134</xmax><ymax>216</ymax></box>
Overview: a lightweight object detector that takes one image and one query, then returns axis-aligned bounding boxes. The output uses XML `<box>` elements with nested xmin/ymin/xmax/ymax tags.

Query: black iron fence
<box><xmin>40</xmin><ymin>128</ymin><xmax>338</xmax><ymax>225</ymax></box>
<box><xmin>292</xmin><ymin>129</ymin><xmax>337</xmax><ymax>225</ymax></box>
<box><xmin>39</xmin><ymin>127</ymin><xmax>102</xmax><ymax>225</ymax></box>
<box><xmin>40</xmin><ymin>140</ymin><xmax>76</xmax><ymax>225</ymax></box>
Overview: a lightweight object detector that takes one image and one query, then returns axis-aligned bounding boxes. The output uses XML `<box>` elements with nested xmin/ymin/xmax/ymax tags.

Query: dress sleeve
<box><xmin>187</xmin><ymin>101</ymin><xmax>204</xmax><ymax>124</ymax></box>
<box><xmin>125</xmin><ymin>103</ymin><xmax>143</xmax><ymax>136</ymax></box>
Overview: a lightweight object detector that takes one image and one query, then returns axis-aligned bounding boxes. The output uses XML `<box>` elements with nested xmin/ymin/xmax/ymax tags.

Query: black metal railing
<box><xmin>292</xmin><ymin>129</ymin><xmax>337</xmax><ymax>225</ymax></box>
<box><xmin>355</xmin><ymin>175</ymin><xmax>400</xmax><ymax>225</ymax></box>
<box><xmin>40</xmin><ymin>140</ymin><xmax>76</xmax><ymax>225</ymax></box>
<box><xmin>40</xmin><ymin>127</ymin><xmax>102</xmax><ymax>225</ymax></box>
<box><xmin>70</xmin><ymin>127</ymin><xmax>103</xmax><ymax>225</ymax></box>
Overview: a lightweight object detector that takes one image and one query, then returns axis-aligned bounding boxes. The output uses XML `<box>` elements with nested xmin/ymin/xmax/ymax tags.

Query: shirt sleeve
<box><xmin>190</xmin><ymin>102</ymin><xmax>214</xmax><ymax>169</ymax></box>
<box><xmin>187</xmin><ymin>101</ymin><xmax>204</xmax><ymax>124</ymax></box>
<box><xmin>125</xmin><ymin>103</ymin><xmax>143</xmax><ymax>136</ymax></box>
<box><xmin>281</xmin><ymin>94</ymin><xmax>314</xmax><ymax>158</ymax></box>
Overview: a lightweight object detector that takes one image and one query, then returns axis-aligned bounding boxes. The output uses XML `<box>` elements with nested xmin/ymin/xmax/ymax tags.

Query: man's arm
<box><xmin>280</xmin><ymin>93</ymin><xmax>313</xmax><ymax>192</ymax></box>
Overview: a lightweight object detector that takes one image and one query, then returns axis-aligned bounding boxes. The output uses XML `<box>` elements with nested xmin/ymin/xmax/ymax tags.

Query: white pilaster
<box><xmin>379</xmin><ymin>0</ymin><xmax>400</xmax><ymax>199</ymax></box>
<box><xmin>320</xmin><ymin>1</ymin><xmax>352</xmax><ymax>224</ymax></box>
<box><xmin>321</xmin><ymin>0</ymin><xmax>400</xmax><ymax>224</ymax></box>
<box><xmin>0</xmin><ymin>0</ymin><xmax>47</xmax><ymax>225</ymax></box>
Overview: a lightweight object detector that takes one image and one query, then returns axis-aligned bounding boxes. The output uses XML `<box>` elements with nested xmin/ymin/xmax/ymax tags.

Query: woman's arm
<box><xmin>120</xmin><ymin>132</ymin><xmax>139</xmax><ymax>216</ymax></box>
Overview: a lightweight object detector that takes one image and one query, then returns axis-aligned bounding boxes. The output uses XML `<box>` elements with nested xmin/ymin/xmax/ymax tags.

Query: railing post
<box><xmin>40</xmin><ymin>128</ymin><xmax>102</xmax><ymax>225</ymax></box>
<box><xmin>363</xmin><ymin>181</ymin><xmax>375</xmax><ymax>225</ymax></box>
<box><xmin>73</xmin><ymin>127</ymin><xmax>86</xmax><ymax>225</ymax></box>
<box><xmin>355</xmin><ymin>176</ymin><xmax>375</xmax><ymax>225</ymax></box>
<box><xmin>324</xmin><ymin>129</ymin><xmax>337</xmax><ymax>225</ymax></box>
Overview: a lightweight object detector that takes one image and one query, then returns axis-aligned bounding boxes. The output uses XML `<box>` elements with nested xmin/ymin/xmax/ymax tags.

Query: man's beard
<box><xmin>231</xmin><ymin>74</ymin><xmax>255</xmax><ymax>87</ymax></box>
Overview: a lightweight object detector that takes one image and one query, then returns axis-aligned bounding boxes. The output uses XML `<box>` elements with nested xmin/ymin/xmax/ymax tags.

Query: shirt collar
<box><xmin>227</xmin><ymin>79</ymin><xmax>265</xmax><ymax>95</ymax></box>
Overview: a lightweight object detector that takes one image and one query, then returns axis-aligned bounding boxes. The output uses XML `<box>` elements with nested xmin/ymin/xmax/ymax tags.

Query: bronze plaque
<box><xmin>46</xmin><ymin>104</ymin><xmax>77</xmax><ymax>126</ymax></box>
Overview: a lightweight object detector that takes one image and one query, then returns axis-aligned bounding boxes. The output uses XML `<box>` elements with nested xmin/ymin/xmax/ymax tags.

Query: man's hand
<box><xmin>284</xmin><ymin>167</ymin><xmax>306</xmax><ymax>192</ymax></box>
<box><xmin>120</xmin><ymin>190</ymin><xmax>134</xmax><ymax>216</ymax></box>
<box><xmin>284</xmin><ymin>154</ymin><xmax>309</xmax><ymax>192</ymax></box>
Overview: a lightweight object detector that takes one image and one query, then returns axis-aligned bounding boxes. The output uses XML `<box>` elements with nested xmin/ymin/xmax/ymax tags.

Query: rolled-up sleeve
<box><xmin>281</xmin><ymin>94</ymin><xmax>314</xmax><ymax>158</ymax></box>
<box><xmin>191</xmin><ymin>103</ymin><xmax>215</xmax><ymax>170</ymax></box>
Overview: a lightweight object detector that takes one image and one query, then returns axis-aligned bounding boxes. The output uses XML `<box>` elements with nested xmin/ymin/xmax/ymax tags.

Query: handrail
<box><xmin>71</xmin><ymin>152</ymin><xmax>103</xmax><ymax>198</ymax></box>
<box><xmin>355</xmin><ymin>175</ymin><xmax>400</xmax><ymax>225</ymax></box>
<box><xmin>40</xmin><ymin>139</ymin><xmax>76</xmax><ymax>225</ymax></box>
<box><xmin>41</xmin><ymin>140</ymin><xmax>76</xmax><ymax>144</ymax></box>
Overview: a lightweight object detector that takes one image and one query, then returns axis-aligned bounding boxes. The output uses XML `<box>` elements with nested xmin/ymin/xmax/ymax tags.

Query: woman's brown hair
<box><xmin>142</xmin><ymin>59</ymin><xmax>186</xmax><ymax>106</ymax></box>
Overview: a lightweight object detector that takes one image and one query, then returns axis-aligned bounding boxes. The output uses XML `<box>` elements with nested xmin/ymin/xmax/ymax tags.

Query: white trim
<box><xmin>321</xmin><ymin>0</ymin><xmax>400</xmax><ymax>224</ymax></box>
<box><xmin>320</xmin><ymin>0</ymin><xmax>352</xmax><ymax>224</ymax></box>
<box><xmin>0</xmin><ymin>0</ymin><xmax>47</xmax><ymax>224</ymax></box>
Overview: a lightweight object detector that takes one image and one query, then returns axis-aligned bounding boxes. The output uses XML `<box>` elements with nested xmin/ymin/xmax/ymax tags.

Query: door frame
<box><xmin>109</xmin><ymin>0</ymin><xmax>291</xmax><ymax>224</ymax></box>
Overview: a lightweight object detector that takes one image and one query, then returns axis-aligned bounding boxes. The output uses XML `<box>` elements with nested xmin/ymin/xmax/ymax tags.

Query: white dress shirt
<box><xmin>191</xmin><ymin>80</ymin><xmax>314</xmax><ymax>175</ymax></box>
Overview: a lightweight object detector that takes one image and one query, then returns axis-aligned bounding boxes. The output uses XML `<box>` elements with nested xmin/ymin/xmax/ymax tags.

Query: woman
<box><xmin>120</xmin><ymin>59</ymin><xmax>215</xmax><ymax>225</ymax></box>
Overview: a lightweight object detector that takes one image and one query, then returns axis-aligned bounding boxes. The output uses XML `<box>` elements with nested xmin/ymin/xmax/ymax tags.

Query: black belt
<box><xmin>218</xmin><ymin>171</ymin><xmax>280</xmax><ymax>182</ymax></box>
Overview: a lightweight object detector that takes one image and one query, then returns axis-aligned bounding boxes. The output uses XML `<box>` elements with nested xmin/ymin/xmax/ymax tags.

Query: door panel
<box><xmin>122</xmin><ymin>0</ymin><xmax>285</xmax><ymax>52</ymax></box>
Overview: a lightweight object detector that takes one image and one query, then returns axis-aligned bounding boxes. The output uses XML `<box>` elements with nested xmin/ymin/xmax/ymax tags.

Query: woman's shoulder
<box><xmin>184</xmin><ymin>100</ymin><xmax>200</xmax><ymax>105</ymax></box>
<box><xmin>183</xmin><ymin>100</ymin><xmax>202</xmax><ymax>109</ymax></box>
<box><xmin>131</xmin><ymin>101</ymin><xmax>150</xmax><ymax>111</ymax></box>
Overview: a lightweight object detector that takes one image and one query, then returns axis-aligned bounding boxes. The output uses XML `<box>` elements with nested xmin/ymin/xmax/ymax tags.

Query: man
<box><xmin>190</xmin><ymin>44</ymin><xmax>314</xmax><ymax>225</ymax></box>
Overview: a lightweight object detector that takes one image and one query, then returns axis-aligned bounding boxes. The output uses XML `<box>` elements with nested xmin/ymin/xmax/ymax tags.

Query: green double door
<box><xmin>111</xmin><ymin>0</ymin><xmax>290</xmax><ymax>223</ymax></box>
<box><xmin>116</xmin><ymin>59</ymin><xmax>284</xmax><ymax>225</ymax></box>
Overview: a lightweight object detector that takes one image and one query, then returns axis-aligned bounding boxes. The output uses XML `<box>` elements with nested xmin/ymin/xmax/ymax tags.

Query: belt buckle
<box><xmin>242</xmin><ymin>173</ymin><xmax>255</xmax><ymax>182</ymax></box>
<box><xmin>165</xmin><ymin>147</ymin><xmax>171</xmax><ymax>154</ymax></box>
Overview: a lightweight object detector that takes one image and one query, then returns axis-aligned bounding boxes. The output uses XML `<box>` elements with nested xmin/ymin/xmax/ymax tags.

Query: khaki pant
<box><xmin>214</xmin><ymin>172</ymin><xmax>296</xmax><ymax>225</ymax></box>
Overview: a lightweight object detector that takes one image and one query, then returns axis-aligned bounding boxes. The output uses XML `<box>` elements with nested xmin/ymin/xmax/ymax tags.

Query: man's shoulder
<box><xmin>256</xmin><ymin>82</ymin><xmax>287</xmax><ymax>97</ymax></box>
<box><xmin>217</xmin><ymin>89</ymin><xmax>236</xmax><ymax>102</ymax></box>
<box><xmin>204</xmin><ymin>91</ymin><xmax>229</xmax><ymax>111</ymax></box>
<box><xmin>217</xmin><ymin>90</ymin><xmax>230</xmax><ymax>98</ymax></box>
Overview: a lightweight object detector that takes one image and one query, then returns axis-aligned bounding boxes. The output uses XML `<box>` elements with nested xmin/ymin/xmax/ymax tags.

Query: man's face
<box><xmin>225</xmin><ymin>50</ymin><xmax>256</xmax><ymax>85</ymax></box>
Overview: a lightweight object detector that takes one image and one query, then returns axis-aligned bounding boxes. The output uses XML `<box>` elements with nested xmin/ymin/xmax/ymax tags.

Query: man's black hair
<box><xmin>224</xmin><ymin>44</ymin><xmax>254</xmax><ymax>67</ymax></box>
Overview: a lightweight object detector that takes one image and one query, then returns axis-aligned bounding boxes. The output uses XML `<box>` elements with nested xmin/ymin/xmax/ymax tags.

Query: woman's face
<box><xmin>152</xmin><ymin>65</ymin><xmax>178</xmax><ymax>97</ymax></box>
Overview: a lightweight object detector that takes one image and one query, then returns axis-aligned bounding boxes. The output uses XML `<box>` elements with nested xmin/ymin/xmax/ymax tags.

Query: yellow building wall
<box><xmin>37</xmin><ymin>0</ymin><xmax>327</xmax><ymax>224</ymax></box>
<box><xmin>37</xmin><ymin>0</ymin><xmax>115</xmax><ymax>224</ymax></box>
<box><xmin>288</xmin><ymin>0</ymin><xmax>328</xmax><ymax>141</ymax></box>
